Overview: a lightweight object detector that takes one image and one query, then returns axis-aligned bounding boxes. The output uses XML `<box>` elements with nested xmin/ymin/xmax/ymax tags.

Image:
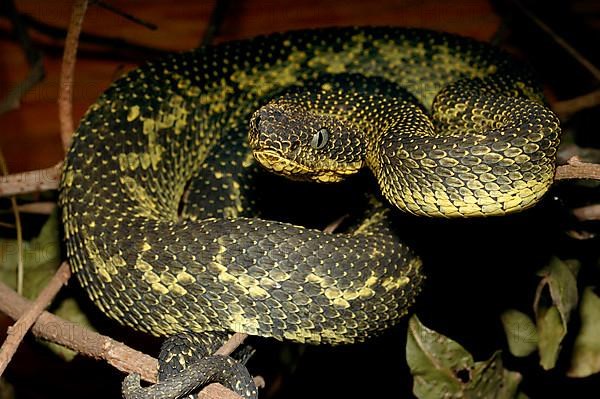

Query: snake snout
<box><xmin>249</xmin><ymin>108</ymin><xmax>274</xmax><ymax>139</ymax></box>
<box><xmin>249</xmin><ymin>107</ymin><xmax>298</xmax><ymax>156</ymax></box>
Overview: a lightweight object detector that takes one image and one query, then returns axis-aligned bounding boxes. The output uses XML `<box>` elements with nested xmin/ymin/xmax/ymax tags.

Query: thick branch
<box><xmin>0</xmin><ymin>262</ymin><xmax>70</xmax><ymax>376</ymax></box>
<box><xmin>0</xmin><ymin>163</ymin><xmax>61</xmax><ymax>197</ymax></box>
<box><xmin>0</xmin><ymin>278</ymin><xmax>247</xmax><ymax>398</ymax></box>
<box><xmin>554</xmin><ymin>158</ymin><xmax>600</xmax><ymax>180</ymax></box>
<box><xmin>0</xmin><ymin>278</ymin><xmax>157</xmax><ymax>382</ymax></box>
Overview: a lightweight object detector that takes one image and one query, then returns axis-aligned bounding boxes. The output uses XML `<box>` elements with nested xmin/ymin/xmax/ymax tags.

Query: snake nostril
<box><xmin>250</xmin><ymin>114</ymin><xmax>262</xmax><ymax>134</ymax></box>
<box><xmin>290</xmin><ymin>140</ymin><xmax>300</xmax><ymax>152</ymax></box>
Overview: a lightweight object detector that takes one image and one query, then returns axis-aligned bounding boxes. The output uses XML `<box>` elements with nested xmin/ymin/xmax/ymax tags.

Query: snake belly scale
<box><xmin>59</xmin><ymin>26</ymin><xmax>559</xmax><ymax>371</ymax></box>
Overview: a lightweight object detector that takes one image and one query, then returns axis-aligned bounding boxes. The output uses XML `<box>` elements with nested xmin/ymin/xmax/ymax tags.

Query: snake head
<box><xmin>248</xmin><ymin>98</ymin><xmax>366</xmax><ymax>183</ymax></box>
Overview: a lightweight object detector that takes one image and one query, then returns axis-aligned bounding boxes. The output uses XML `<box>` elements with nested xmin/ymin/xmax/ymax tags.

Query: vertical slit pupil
<box><xmin>312</xmin><ymin>128</ymin><xmax>329</xmax><ymax>149</ymax></box>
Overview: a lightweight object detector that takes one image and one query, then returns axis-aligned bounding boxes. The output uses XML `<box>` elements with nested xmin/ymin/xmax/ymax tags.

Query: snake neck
<box><xmin>362</xmin><ymin>102</ymin><xmax>434</xmax><ymax>173</ymax></box>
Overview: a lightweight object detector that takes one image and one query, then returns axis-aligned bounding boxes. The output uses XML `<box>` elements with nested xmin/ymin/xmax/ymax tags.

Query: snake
<box><xmin>58</xmin><ymin>27</ymin><xmax>560</xmax><ymax>398</ymax></box>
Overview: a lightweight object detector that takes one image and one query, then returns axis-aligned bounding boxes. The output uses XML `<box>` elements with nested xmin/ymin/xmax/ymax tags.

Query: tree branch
<box><xmin>0</xmin><ymin>277</ymin><xmax>157</xmax><ymax>382</ymax></box>
<box><xmin>572</xmin><ymin>205</ymin><xmax>600</xmax><ymax>221</ymax></box>
<box><xmin>0</xmin><ymin>13</ymin><xmax>170</xmax><ymax>61</ymax></box>
<box><xmin>0</xmin><ymin>163</ymin><xmax>61</xmax><ymax>197</ymax></box>
<box><xmin>214</xmin><ymin>333</ymin><xmax>248</xmax><ymax>356</ymax></box>
<box><xmin>93</xmin><ymin>0</ymin><xmax>157</xmax><ymax>30</ymax></box>
<box><xmin>58</xmin><ymin>0</ymin><xmax>88</xmax><ymax>151</ymax></box>
<box><xmin>199</xmin><ymin>0</ymin><xmax>230</xmax><ymax>47</ymax></box>
<box><xmin>511</xmin><ymin>0</ymin><xmax>600</xmax><ymax>82</ymax></box>
<box><xmin>554</xmin><ymin>90</ymin><xmax>600</xmax><ymax>118</ymax></box>
<box><xmin>0</xmin><ymin>58</ymin><xmax>44</xmax><ymax>115</ymax></box>
<box><xmin>0</xmin><ymin>157</ymin><xmax>599</xmax><ymax>199</ymax></box>
<box><xmin>16</xmin><ymin>202</ymin><xmax>56</xmax><ymax>214</ymax></box>
<box><xmin>0</xmin><ymin>149</ymin><xmax>25</xmax><ymax>294</ymax></box>
<box><xmin>0</xmin><ymin>262</ymin><xmax>70</xmax><ymax>376</ymax></box>
<box><xmin>554</xmin><ymin>157</ymin><xmax>600</xmax><ymax>181</ymax></box>
<box><xmin>0</xmin><ymin>276</ymin><xmax>249</xmax><ymax>398</ymax></box>
<box><xmin>0</xmin><ymin>0</ymin><xmax>45</xmax><ymax>115</ymax></box>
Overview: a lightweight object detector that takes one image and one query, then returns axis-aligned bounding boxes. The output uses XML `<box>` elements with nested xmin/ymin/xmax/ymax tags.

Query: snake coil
<box><xmin>59</xmin><ymin>27</ymin><xmax>560</xmax><ymax>398</ymax></box>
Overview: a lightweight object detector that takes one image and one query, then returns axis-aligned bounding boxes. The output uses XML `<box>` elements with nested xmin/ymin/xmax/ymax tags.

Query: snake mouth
<box><xmin>253</xmin><ymin>149</ymin><xmax>355</xmax><ymax>183</ymax></box>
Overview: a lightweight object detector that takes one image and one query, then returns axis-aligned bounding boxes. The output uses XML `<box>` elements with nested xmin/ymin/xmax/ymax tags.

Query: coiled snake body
<box><xmin>59</xmin><ymin>27</ymin><xmax>560</xmax><ymax>397</ymax></box>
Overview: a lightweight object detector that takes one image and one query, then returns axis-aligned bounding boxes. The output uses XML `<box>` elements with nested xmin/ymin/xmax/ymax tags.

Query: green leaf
<box><xmin>534</xmin><ymin>257</ymin><xmax>579</xmax><ymax>327</ymax></box>
<box><xmin>537</xmin><ymin>306</ymin><xmax>565</xmax><ymax>370</ymax></box>
<box><xmin>407</xmin><ymin>315</ymin><xmax>473</xmax><ymax>398</ymax></box>
<box><xmin>568</xmin><ymin>287</ymin><xmax>600</xmax><ymax>377</ymax></box>
<box><xmin>407</xmin><ymin>315</ymin><xmax>523</xmax><ymax>399</ymax></box>
<box><xmin>0</xmin><ymin>210</ymin><xmax>60</xmax><ymax>298</ymax></box>
<box><xmin>0</xmin><ymin>210</ymin><xmax>95</xmax><ymax>361</ymax></box>
<box><xmin>533</xmin><ymin>257</ymin><xmax>579</xmax><ymax>370</ymax></box>
<box><xmin>0</xmin><ymin>378</ymin><xmax>15</xmax><ymax>399</ymax></box>
<box><xmin>501</xmin><ymin>309</ymin><xmax>538</xmax><ymax>357</ymax></box>
<box><xmin>470</xmin><ymin>351</ymin><xmax>522</xmax><ymax>398</ymax></box>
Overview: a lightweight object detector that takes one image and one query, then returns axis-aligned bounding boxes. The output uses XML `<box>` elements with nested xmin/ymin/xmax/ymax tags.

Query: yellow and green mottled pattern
<box><xmin>59</xmin><ymin>27</ymin><xmax>558</xmax><ymax>347</ymax></box>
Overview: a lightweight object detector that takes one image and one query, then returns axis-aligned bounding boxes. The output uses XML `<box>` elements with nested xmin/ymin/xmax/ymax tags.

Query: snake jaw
<box><xmin>253</xmin><ymin>149</ymin><xmax>312</xmax><ymax>175</ymax></box>
<box><xmin>253</xmin><ymin>149</ymin><xmax>359</xmax><ymax>183</ymax></box>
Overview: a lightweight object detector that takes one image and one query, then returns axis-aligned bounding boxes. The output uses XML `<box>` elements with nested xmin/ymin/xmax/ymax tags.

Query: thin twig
<box><xmin>0</xmin><ymin>147</ymin><xmax>24</xmax><ymax>295</ymax></box>
<box><xmin>199</xmin><ymin>0</ymin><xmax>230</xmax><ymax>47</ymax></box>
<box><xmin>17</xmin><ymin>202</ymin><xmax>56</xmax><ymax>214</ymax></box>
<box><xmin>58</xmin><ymin>0</ymin><xmax>88</xmax><ymax>151</ymax></box>
<box><xmin>553</xmin><ymin>89</ymin><xmax>600</xmax><ymax>118</ymax></box>
<box><xmin>0</xmin><ymin>163</ymin><xmax>61</xmax><ymax>197</ymax></box>
<box><xmin>512</xmin><ymin>0</ymin><xmax>600</xmax><ymax>82</ymax></box>
<box><xmin>489</xmin><ymin>20</ymin><xmax>510</xmax><ymax>46</ymax></box>
<box><xmin>323</xmin><ymin>214</ymin><xmax>349</xmax><ymax>234</ymax></box>
<box><xmin>0</xmin><ymin>58</ymin><xmax>44</xmax><ymax>115</ymax></box>
<box><xmin>93</xmin><ymin>0</ymin><xmax>157</xmax><ymax>30</ymax></box>
<box><xmin>0</xmin><ymin>0</ymin><xmax>45</xmax><ymax>115</ymax></box>
<box><xmin>0</xmin><ymin>262</ymin><xmax>70</xmax><ymax>377</ymax></box>
<box><xmin>1</xmin><ymin>0</ymin><xmax>39</xmax><ymax>64</ymax></box>
<box><xmin>0</xmin><ymin>13</ymin><xmax>170</xmax><ymax>61</ymax></box>
<box><xmin>566</xmin><ymin>230</ymin><xmax>595</xmax><ymax>240</ymax></box>
<box><xmin>554</xmin><ymin>157</ymin><xmax>600</xmax><ymax>181</ymax></box>
<box><xmin>11</xmin><ymin>196</ymin><xmax>24</xmax><ymax>294</ymax></box>
<box><xmin>572</xmin><ymin>204</ymin><xmax>600</xmax><ymax>221</ymax></box>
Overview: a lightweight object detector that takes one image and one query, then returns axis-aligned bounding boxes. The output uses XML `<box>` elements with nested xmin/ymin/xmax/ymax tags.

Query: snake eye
<box><xmin>310</xmin><ymin>128</ymin><xmax>329</xmax><ymax>150</ymax></box>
